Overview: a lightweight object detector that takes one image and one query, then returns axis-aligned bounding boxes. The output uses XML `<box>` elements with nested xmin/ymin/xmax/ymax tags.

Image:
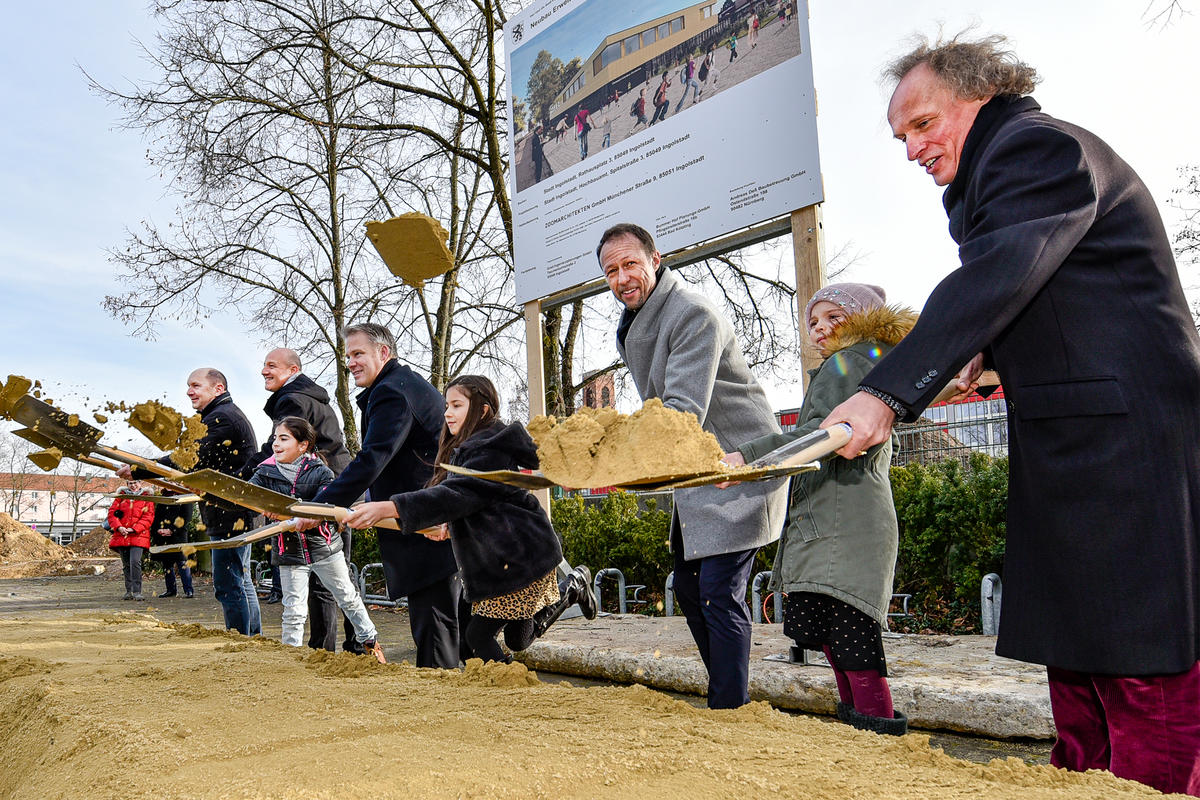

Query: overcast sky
<box><xmin>1</xmin><ymin>0</ymin><xmax>1197</xmax><ymax>451</ymax></box>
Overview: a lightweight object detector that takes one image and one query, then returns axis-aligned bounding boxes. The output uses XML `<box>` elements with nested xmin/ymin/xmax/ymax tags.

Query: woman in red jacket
<box><xmin>107</xmin><ymin>481</ymin><xmax>155</xmax><ymax>601</ymax></box>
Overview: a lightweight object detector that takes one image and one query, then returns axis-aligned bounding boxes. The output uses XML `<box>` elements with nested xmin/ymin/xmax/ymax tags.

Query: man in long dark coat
<box><xmin>300</xmin><ymin>323</ymin><xmax>462</xmax><ymax>668</ymax></box>
<box><xmin>823</xmin><ymin>36</ymin><xmax>1200</xmax><ymax>795</ymax></box>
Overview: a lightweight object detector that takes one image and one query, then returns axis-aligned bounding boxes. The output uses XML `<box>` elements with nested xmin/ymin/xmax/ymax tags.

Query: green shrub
<box><xmin>552</xmin><ymin>492</ymin><xmax>672</xmax><ymax>596</ymax></box>
<box><xmin>350</xmin><ymin>527</ymin><xmax>381</xmax><ymax>568</ymax></box>
<box><xmin>890</xmin><ymin>453</ymin><xmax>1007</xmax><ymax>633</ymax></box>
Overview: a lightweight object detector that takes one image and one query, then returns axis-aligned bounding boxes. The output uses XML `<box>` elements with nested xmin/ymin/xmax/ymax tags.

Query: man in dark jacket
<box><xmin>245</xmin><ymin>347</ymin><xmax>357</xmax><ymax>652</ymax></box>
<box><xmin>824</xmin><ymin>36</ymin><xmax>1200</xmax><ymax>795</ymax></box>
<box><xmin>300</xmin><ymin>323</ymin><xmax>461</xmax><ymax>668</ymax></box>
<box><xmin>121</xmin><ymin>368</ymin><xmax>262</xmax><ymax>635</ymax></box>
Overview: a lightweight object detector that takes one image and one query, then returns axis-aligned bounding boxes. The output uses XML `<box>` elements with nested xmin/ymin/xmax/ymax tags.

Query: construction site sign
<box><xmin>506</xmin><ymin>0</ymin><xmax>822</xmax><ymax>304</ymax></box>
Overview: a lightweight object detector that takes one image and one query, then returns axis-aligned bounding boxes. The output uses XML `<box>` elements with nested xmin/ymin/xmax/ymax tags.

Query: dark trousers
<box><xmin>671</xmin><ymin>528</ymin><xmax>757</xmax><ymax>709</ymax></box>
<box><xmin>307</xmin><ymin>530</ymin><xmax>360</xmax><ymax>653</ymax></box>
<box><xmin>117</xmin><ymin>546</ymin><xmax>144</xmax><ymax>595</ymax></box>
<box><xmin>1048</xmin><ymin>660</ymin><xmax>1200</xmax><ymax>796</ymax></box>
<box><xmin>407</xmin><ymin>572</ymin><xmax>463</xmax><ymax>668</ymax></box>
<box><xmin>161</xmin><ymin>553</ymin><xmax>193</xmax><ymax>596</ymax></box>
<box><xmin>465</xmin><ymin>615</ymin><xmax>537</xmax><ymax>663</ymax></box>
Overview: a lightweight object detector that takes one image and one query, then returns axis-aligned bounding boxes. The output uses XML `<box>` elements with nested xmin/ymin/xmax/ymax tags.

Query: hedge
<box><xmin>553</xmin><ymin>453</ymin><xmax>1008</xmax><ymax>632</ymax></box>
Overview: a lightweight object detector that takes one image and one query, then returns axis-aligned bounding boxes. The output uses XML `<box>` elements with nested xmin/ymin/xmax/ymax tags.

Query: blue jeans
<box><xmin>671</xmin><ymin>526</ymin><xmax>757</xmax><ymax>709</ymax></box>
<box><xmin>675</xmin><ymin>78</ymin><xmax>701</xmax><ymax>111</ymax></box>
<box><xmin>212</xmin><ymin>544</ymin><xmax>262</xmax><ymax>636</ymax></box>
<box><xmin>578</xmin><ymin>130</ymin><xmax>589</xmax><ymax>159</ymax></box>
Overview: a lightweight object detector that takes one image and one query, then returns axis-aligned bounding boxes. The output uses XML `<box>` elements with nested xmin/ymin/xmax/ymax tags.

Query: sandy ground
<box><xmin>0</xmin><ymin>606</ymin><xmax>1176</xmax><ymax>800</ymax></box>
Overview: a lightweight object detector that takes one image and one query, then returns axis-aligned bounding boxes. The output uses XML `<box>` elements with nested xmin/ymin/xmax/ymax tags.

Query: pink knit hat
<box><xmin>804</xmin><ymin>283</ymin><xmax>887</xmax><ymax>328</ymax></box>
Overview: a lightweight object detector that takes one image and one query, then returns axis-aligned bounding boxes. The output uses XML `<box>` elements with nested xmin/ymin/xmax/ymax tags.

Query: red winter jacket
<box><xmin>107</xmin><ymin>493</ymin><xmax>155</xmax><ymax>550</ymax></box>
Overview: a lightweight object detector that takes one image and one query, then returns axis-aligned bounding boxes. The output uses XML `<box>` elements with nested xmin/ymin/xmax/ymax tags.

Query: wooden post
<box><xmin>523</xmin><ymin>300</ymin><xmax>551</xmax><ymax>513</ymax></box>
<box><xmin>791</xmin><ymin>204</ymin><xmax>826</xmax><ymax>389</ymax></box>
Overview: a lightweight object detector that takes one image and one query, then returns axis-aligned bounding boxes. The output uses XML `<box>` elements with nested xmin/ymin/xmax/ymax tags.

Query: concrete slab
<box><xmin>516</xmin><ymin>614</ymin><xmax>1054</xmax><ymax>740</ymax></box>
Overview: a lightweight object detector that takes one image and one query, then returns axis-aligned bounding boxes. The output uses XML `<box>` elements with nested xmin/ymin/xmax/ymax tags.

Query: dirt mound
<box><xmin>67</xmin><ymin>526</ymin><xmax>112</xmax><ymax>557</ymax></box>
<box><xmin>0</xmin><ymin>513</ymin><xmax>71</xmax><ymax>570</ymax></box>
<box><xmin>0</xmin><ymin>614</ymin><xmax>1167</xmax><ymax>800</ymax></box>
<box><xmin>0</xmin><ymin>514</ymin><xmax>108</xmax><ymax>578</ymax></box>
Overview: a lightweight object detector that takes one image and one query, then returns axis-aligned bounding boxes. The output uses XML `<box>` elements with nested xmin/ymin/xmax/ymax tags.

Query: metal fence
<box><xmin>893</xmin><ymin>397</ymin><xmax>1009</xmax><ymax>466</ymax></box>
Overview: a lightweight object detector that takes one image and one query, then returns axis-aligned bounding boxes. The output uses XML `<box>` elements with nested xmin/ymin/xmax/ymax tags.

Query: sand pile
<box><xmin>528</xmin><ymin>399</ymin><xmax>725</xmax><ymax>488</ymax></box>
<box><xmin>0</xmin><ymin>513</ymin><xmax>83</xmax><ymax>578</ymax></box>
<box><xmin>0</xmin><ymin>515</ymin><xmax>109</xmax><ymax>578</ymax></box>
<box><xmin>0</xmin><ymin>614</ymin><xmax>1168</xmax><ymax>800</ymax></box>
<box><xmin>67</xmin><ymin>526</ymin><xmax>112</xmax><ymax>557</ymax></box>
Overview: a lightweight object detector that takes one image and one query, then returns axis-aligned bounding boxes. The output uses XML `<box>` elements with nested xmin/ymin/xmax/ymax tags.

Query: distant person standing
<box><xmin>728</xmin><ymin>32</ymin><xmax>739</xmax><ymax>63</ymax></box>
<box><xmin>574</xmin><ymin>105</ymin><xmax>591</xmax><ymax>160</ymax></box>
<box><xmin>554</xmin><ymin>115</ymin><xmax>568</xmax><ymax>142</ymax></box>
<box><xmin>107</xmin><ymin>481</ymin><xmax>154</xmax><ymax>601</ymax></box>
<box><xmin>150</xmin><ymin>491</ymin><xmax>194</xmax><ymax>599</ymax></box>
<box><xmin>749</xmin><ymin>13</ymin><xmax>760</xmax><ymax>48</ymax></box>
<box><xmin>531</xmin><ymin>124</ymin><xmax>549</xmax><ymax>184</ymax></box>
<box><xmin>649</xmin><ymin>71</ymin><xmax>672</xmax><ymax>126</ymax></box>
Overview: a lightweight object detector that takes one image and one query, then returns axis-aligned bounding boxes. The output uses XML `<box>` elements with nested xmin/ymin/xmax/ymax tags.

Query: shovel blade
<box><xmin>6</xmin><ymin>395</ymin><xmax>104</xmax><ymax>456</ymax></box>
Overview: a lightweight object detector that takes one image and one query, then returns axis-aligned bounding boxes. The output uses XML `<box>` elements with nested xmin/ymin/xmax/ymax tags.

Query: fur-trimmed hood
<box><xmin>819</xmin><ymin>305</ymin><xmax>918</xmax><ymax>358</ymax></box>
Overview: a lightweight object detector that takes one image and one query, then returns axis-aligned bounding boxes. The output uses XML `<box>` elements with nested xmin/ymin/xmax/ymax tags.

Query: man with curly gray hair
<box><xmin>822</xmin><ymin>33</ymin><xmax>1200</xmax><ymax>795</ymax></box>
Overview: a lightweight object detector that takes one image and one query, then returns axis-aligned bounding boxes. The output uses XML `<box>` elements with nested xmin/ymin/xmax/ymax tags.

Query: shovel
<box><xmin>440</xmin><ymin>424</ymin><xmax>854</xmax><ymax>492</ymax></box>
<box><xmin>4</xmin><ymin>393</ymin><xmax>188</xmax><ymax>483</ymax></box>
<box><xmin>9</xmin><ymin>422</ymin><xmax>193</xmax><ymax>496</ymax></box>
<box><xmin>149</xmin><ymin>518</ymin><xmax>296</xmax><ymax>555</ymax></box>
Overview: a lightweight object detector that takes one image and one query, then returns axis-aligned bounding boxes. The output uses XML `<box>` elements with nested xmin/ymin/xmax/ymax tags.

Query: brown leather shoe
<box><xmin>364</xmin><ymin>640</ymin><xmax>387</xmax><ymax>665</ymax></box>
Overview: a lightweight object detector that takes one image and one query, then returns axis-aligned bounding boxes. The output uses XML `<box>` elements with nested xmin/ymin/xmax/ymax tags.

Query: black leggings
<box><xmin>465</xmin><ymin>614</ymin><xmax>537</xmax><ymax>663</ymax></box>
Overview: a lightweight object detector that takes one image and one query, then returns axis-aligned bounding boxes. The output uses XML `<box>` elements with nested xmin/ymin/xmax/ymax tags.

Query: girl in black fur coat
<box><xmin>344</xmin><ymin>376</ymin><xmax>596</xmax><ymax>663</ymax></box>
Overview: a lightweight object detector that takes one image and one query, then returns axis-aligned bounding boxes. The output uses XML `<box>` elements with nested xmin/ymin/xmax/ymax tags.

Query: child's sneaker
<box><xmin>363</xmin><ymin>640</ymin><xmax>387</xmax><ymax>665</ymax></box>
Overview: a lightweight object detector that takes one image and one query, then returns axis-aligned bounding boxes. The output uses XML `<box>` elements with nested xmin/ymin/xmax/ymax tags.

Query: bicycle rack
<box><xmin>358</xmin><ymin>562</ymin><xmax>401</xmax><ymax>607</ymax></box>
<box><xmin>751</xmin><ymin>570</ymin><xmax>784</xmax><ymax>624</ymax></box>
<box><xmin>981</xmin><ymin>573</ymin><xmax>1002</xmax><ymax>635</ymax></box>
<box><xmin>593</xmin><ymin>568</ymin><xmax>646</xmax><ymax>614</ymax></box>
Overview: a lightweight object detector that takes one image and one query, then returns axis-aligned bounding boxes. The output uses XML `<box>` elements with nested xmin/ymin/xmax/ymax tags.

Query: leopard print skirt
<box><xmin>471</xmin><ymin>570</ymin><xmax>560</xmax><ymax>620</ymax></box>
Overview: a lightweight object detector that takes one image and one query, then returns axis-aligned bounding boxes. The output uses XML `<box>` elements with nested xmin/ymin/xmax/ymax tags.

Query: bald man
<box><xmin>243</xmin><ymin>348</ymin><xmax>355</xmax><ymax>652</ymax></box>
<box><xmin>243</xmin><ymin>348</ymin><xmax>351</xmax><ymax>475</ymax></box>
<box><xmin>121</xmin><ymin>368</ymin><xmax>261</xmax><ymax>635</ymax></box>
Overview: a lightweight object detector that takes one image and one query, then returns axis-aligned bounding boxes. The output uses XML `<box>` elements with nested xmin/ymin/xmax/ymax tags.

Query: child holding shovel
<box><xmin>723</xmin><ymin>283</ymin><xmax>915</xmax><ymax>735</ymax></box>
<box><xmin>249</xmin><ymin>416</ymin><xmax>386</xmax><ymax>663</ymax></box>
<box><xmin>343</xmin><ymin>375</ymin><xmax>597</xmax><ymax>664</ymax></box>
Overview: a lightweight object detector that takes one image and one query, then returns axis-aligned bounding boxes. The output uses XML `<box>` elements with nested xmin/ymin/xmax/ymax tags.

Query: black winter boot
<box><xmin>843</xmin><ymin>706</ymin><xmax>908</xmax><ymax>736</ymax></box>
<box><xmin>835</xmin><ymin>702</ymin><xmax>854</xmax><ymax>723</ymax></box>
<box><xmin>533</xmin><ymin>566</ymin><xmax>595</xmax><ymax>637</ymax></box>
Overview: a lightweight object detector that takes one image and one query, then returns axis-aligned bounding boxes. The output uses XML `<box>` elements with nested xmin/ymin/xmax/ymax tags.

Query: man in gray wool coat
<box><xmin>598</xmin><ymin>222</ymin><xmax>788</xmax><ymax>709</ymax></box>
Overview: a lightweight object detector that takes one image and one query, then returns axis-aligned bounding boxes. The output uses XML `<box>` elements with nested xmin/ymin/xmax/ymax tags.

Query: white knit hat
<box><xmin>804</xmin><ymin>283</ymin><xmax>887</xmax><ymax>327</ymax></box>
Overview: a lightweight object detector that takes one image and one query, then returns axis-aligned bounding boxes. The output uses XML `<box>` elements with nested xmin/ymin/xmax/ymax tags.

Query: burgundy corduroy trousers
<box><xmin>1047</xmin><ymin>660</ymin><xmax>1200</xmax><ymax>796</ymax></box>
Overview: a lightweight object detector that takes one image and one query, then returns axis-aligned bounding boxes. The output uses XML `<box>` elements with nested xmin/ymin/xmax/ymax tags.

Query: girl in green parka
<box><xmin>730</xmin><ymin>283</ymin><xmax>916</xmax><ymax>735</ymax></box>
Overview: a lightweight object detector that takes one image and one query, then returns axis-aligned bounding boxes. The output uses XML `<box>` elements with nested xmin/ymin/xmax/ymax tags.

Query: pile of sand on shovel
<box><xmin>528</xmin><ymin>399</ymin><xmax>725</xmax><ymax>488</ymax></box>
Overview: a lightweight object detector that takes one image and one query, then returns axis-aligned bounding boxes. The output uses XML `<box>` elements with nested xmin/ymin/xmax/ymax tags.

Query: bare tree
<box><xmin>55</xmin><ymin>459</ymin><xmax>109</xmax><ymax>536</ymax></box>
<box><xmin>1144</xmin><ymin>0</ymin><xmax>1189</xmax><ymax>26</ymax></box>
<box><xmin>0</xmin><ymin>430</ymin><xmax>38</xmax><ymax>519</ymax></box>
<box><xmin>94</xmin><ymin>0</ymin><xmax>524</xmax><ymax>446</ymax></box>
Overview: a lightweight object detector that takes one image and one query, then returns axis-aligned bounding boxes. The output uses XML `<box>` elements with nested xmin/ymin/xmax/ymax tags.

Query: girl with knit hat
<box><xmin>725</xmin><ymin>282</ymin><xmax>916</xmax><ymax>735</ymax></box>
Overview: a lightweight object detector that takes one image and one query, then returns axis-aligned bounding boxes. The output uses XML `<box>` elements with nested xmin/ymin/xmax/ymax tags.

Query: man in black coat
<box><xmin>121</xmin><ymin>368</ymin><xmax>262</xmax><ymax>635</ymax></box>
<box><xmin>299</xmin><ymin>323</ymin><xmax>462</xmax><ymax>668</ymax></box>
<box><xmin>244</xmin><ymin>347</ymin><xmax>357</xmax><ymax>652</ymax></box>
<box><xmin>824</xmin><ymin>36</ymin><xmax>1200</xmax><ymax>795</ymax></box>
